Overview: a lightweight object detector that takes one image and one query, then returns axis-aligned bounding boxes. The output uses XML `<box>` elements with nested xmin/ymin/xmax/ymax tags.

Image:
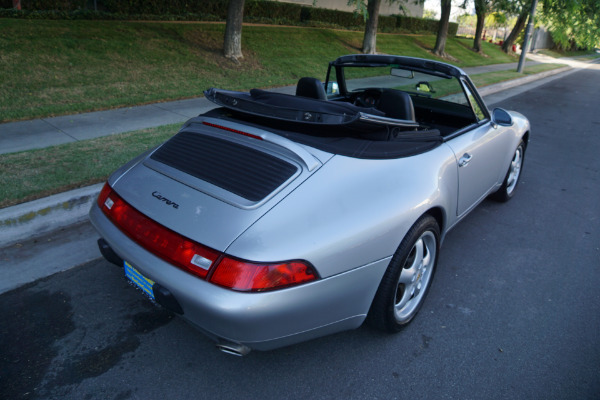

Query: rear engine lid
<box><xmin>109</xmin><ymin>117</ymin><xmax>328</xmax><ymax>251</ymax></box>
<box><xmin>150</xmin><ymin>130</ymin><xmax>298</xmax><ymax>204</ymax></box>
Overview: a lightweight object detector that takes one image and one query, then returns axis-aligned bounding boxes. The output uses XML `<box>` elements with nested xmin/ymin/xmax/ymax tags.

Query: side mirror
<box><xmin>492</xmin><ymin>108</ymin><xmax>513</xmax><ymax>126</ymax></box>
<box><xmin>416</xmin><ymin>81</ymin><xmax>435</xmax><ymax>93</ymax></box>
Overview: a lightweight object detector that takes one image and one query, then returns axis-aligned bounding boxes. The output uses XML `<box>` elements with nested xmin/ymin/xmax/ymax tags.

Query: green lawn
<box><xmin>394</xmin><ymin>35</ymin><xmax>518</xmax><ymax>66</ymax></box>
<box><xmin>0</xmin><ymin>124</ymin><xmax>177</xmax><ymax>208</ymax></box>
<box><xmin>470</xmin><ymin>63</ymin><xmax>566</xmax><ymax>87</ymax></box>
<box><xmin>392</xmin><ymin>63</ymin><xmax>565</xmax><ymax>100</ymax></box>
<box><xmin>537</xmin><ymin>48</ymin><xmax>600</xmax><ymax>59</ymax></box>
<box><xmin>0</xmin><ymin>19</ymin><xmax>518</xmax><ymax>122</ymax></box>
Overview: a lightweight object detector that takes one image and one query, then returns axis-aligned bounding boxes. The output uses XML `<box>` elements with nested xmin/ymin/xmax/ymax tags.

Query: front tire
<box><xmin>367</xmin><ymin>215</ymin><xmax>440</xmax><ymax>333</ymax></box>
<box><xmin>491</xmin><ymin>141</ymin><xmax>525</xmax><ymax>202</ymax></box>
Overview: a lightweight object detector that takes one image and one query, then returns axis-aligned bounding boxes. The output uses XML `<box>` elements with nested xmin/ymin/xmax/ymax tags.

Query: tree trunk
<box><xmin>502</xmin><ymin>11</ymin><xmax>528</xmax><ymax>53</ymax></box>
<box><xmin>224</xmin><ymin>0</ymin><xmax>245</xmax><ymax>61</ymax></box>
<box><xmin>13</xmin><ymin>0</ymin><xmax>21</xmax><ymax>9</ymax></box>
<box><xmin>473</xmin><ymin>9</ymin><xmax>486</xmax><ymax>52</ymax></box>
<box><xmin>362</xmin><ymin>0</ymin><xmax>382</xmax><ymax>54</ymax></box>
<box><xmin>433</xmin><ymin>0</ymin><xmax>452</xmax><ymax>57</ymax></box>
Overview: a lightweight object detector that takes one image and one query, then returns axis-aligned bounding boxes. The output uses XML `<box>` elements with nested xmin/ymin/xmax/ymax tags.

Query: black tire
<box><xmin>491</xmin><ymin>140</ymin><xmax>525</xmax><ymax>202</ymax></box>
<box><xmin>367</xmin><ymin>215</ymin><xmax>440</xmax><ymax>333</ymax></box>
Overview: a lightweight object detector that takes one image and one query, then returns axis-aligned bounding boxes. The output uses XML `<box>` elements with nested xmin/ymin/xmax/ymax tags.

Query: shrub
<box><xmin>3</xmin><ymin>0</ymin><xmax>86</xmax><ymax>10</ymax></box>
<box><xmin>245</xmin><ymin>0</ymin><xmax>302</xmax><ymax>22</ymax></box>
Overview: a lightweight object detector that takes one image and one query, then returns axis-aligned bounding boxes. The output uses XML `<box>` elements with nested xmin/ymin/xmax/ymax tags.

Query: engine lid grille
<box><xmin>150</xmin><ymin>131</ymin><xmax>298</xmax><ymax>202</ymax></box>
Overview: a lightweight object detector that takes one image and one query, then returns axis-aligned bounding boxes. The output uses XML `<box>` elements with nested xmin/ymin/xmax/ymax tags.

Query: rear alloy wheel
<box><xmin>368</xmin><ymin>215</ymin><xmax>440</xmax><ymax>332</ymax></box>
<box><xmin>492</xmin><ymin>141</ymin><xmax>525</xmax><ymax>202</ymax></box>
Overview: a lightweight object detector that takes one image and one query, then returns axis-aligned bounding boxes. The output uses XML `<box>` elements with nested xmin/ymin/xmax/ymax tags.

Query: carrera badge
<box><xmin>152</xmin><ymin>191</ymin><xmax>179</xmax><ymax>209</ymax></box>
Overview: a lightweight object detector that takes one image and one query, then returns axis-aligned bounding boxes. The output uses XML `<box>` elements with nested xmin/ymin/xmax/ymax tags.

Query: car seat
<box><xmin>377</xmin><ymin>90</ymin><xmax>416</xmax><ymax>121</ymax></box>
<box><xmin>296</xmin><ymin>77</ymin><xmax>327</xmax><ymax>100</ymax></box>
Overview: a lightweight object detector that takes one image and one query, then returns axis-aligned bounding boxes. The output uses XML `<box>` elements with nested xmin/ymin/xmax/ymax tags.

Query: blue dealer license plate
<box><xmin>124</xmin><ymin>261</ymin><xmax>155</xmax><ymax>300</ymax></box>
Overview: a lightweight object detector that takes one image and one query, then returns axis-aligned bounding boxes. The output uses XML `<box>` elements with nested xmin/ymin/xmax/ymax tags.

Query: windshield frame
<box><xmin>324</xmin><ymin>55</ymin><xmax>490</xmax><ymax>123</ymax></box>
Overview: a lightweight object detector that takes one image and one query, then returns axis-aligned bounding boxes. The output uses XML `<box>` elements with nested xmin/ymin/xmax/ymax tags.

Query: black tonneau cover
<box><xmin>204</xmin><ymin>88</ymin><xmax>420</xmax><ymax>131</ymax></box>
<box><xmin>190</xmin><ymin>108</ymin><xmax>443</xmax><ymax>160</ymax></box>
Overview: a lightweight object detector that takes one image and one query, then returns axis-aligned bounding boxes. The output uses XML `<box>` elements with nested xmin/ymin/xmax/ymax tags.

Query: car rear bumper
<box><xmin>89</xmin><ymin>204</ymin><xmax>390</xmax><ymax>351</ymax></box>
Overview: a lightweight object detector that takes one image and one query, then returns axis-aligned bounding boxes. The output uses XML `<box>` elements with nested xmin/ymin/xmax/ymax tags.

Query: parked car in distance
<box><xmin>90</xmin><ymin>54</ymin><xmax>529</xmax><ymax>356</ymax></box>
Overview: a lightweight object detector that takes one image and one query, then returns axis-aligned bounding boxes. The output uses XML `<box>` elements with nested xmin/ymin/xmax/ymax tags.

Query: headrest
<box><xmin>296</xmin><ymin>77</ymin><xmax>327</xmax><ymax>100</ymax></box>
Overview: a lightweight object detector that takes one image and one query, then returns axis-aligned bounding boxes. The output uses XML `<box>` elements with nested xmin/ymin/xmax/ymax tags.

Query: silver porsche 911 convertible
<box><xmin>90</xmin><ymin>54</ymin><xmax>529</xmax><ymax>355</ymax></box>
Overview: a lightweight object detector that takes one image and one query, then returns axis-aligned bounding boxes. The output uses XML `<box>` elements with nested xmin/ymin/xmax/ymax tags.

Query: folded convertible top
<box><xmin>200</xmin><ymin>87</ymin><xmax>444</xmax><ymax>159</ymax></box>
<box><xmin>188</xmin><ymin>108</ymin><xmax>443</xmax><ymax>160</ymax></box>
<box><xmin>204</xmin><ymin>88</ymin><xmax>420</xmax><ymax>131</ymax></box>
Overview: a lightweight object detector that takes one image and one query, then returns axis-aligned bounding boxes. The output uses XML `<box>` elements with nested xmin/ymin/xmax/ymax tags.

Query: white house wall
<box><xmin>275</xmin><ymin>0</ymin><xmax>424</xmax><ymax>18</ymax></box>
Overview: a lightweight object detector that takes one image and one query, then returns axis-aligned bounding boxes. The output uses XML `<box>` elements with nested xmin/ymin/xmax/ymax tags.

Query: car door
<box><xmin>445</xmin><ymin>81</ymin><xmax>512</xmax><ymax>216</ymax></box>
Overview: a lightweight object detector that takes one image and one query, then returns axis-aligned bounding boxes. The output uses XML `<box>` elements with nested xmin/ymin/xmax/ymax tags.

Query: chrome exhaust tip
<box><xmin>215</xmin><ymin>342</ymin><xmax>251</xmax><ymax>356</ymax></box>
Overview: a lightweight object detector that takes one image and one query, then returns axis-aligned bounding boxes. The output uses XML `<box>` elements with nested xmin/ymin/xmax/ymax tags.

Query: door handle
<box><xmin>458</xmin><ymin>153</ymin><xmax>472</xmax><ymax>167</ymax></box>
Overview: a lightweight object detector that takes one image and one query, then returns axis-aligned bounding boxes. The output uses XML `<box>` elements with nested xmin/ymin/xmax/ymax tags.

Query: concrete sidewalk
<box><xmin>0</xmin><ymin>86</ymin><xmax>296</xmax><ymax>155</ymax></box>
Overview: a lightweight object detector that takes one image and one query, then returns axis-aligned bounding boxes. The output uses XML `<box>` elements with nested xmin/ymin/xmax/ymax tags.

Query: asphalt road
<box><xmin>1</xmin><ymin>66</ymin><xmax>599</xmax><ymax>400</ymax></box>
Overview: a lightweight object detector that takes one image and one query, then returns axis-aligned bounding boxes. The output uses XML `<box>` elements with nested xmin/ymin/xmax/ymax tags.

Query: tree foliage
<box><xmin>493</xmin><ymin>0</ymin><xmax>599</xmax><ymax>52</ymax></box>
<box><xmin>422</xmin><ymin>9</ymin><xmax>437</xmax><ymax>19</ymax></box>
<box><xmin>539</xmin><ymin>0</ymin><xmax>600</xmax><ymax>50</ymax></box>
<box><xmin>488</xmin><ymin>10</ymin><xmax>508</xmax><ymax>26</ymax></box>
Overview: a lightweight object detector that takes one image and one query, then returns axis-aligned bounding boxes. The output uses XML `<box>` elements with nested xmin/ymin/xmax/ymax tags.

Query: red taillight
<box><xmin>98</xmin><ymin>183</ymin><xmax>220</xmax><ymax>279</ymax></box>
<box><xmin>97</xmin><ymin>182</ymin><xmax>318</xmax><ymax>290</ymax></box>
<box><xmin>97</xmin><ymin>182</ymin><xmax>112</xmax><ymax>208</ymax></box>
<box><xmin>209</xmin><ymin>257</ymin><xmax>317</xmax><ymax>292</ymax></box>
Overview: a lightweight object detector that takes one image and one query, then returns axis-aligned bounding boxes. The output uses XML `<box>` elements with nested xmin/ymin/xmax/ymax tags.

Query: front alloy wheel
<box><xmin>492</xmin><ymin>141</ymin><xmax>525</xmax><ymax>202</ymax></box>
<box><xmin>505</xmin><ymin>144</ymin><xmax>523</xmax><ymax>196</ymax></box>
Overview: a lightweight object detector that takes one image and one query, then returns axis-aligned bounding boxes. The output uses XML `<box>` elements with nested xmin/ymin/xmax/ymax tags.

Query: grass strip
<box><xmin>0</xmin><ymin>63</ymin><xmax>566</xmax><ymax>209</ymax></box>
<box><xmin>469</xmin><ymin>63</ymin><xmax>566</xmax><ymax>87</ymax></box>
<box><xmin>0</xmin><ymin>124</ymin><xmax>178</xmax><ymax>208</ymax></box>
<box><xmin>392</xmin><ymin>63</ymin><xmax>566</xmax><ymax>101</ymax></box>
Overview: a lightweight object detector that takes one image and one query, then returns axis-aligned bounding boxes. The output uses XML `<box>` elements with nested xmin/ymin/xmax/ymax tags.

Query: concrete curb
<box><xmin>0</xmin><ymin>183</ymin><xmax>103</xmax><ymax>247</ymax></box>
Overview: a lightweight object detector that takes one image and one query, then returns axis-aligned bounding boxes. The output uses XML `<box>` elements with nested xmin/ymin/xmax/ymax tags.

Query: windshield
<box><xmin>336</xmin><ymin>65</ymin><xmax>471</xmax><ymax>107</ymax></box>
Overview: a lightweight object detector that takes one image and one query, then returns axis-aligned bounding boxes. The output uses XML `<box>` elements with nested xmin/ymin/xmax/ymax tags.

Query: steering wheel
<box><xmin>353</xmin><ymin>88</ymin><xmax>382</xmax><ymax>108</ymax></box>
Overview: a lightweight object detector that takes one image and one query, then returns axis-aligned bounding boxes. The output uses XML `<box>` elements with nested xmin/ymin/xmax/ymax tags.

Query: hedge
<box><xmin>0</xmin><ymin>0</ymin><xmax>458</xmax><ymax>36</ymax></box>
<box><xmin>0</xmin><ymin>0</ymin><xmax>85</xmax><ymax>10</ymax></box>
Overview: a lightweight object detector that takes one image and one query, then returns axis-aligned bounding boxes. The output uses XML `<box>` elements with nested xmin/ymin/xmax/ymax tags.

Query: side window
<box><xmin>326</xmin><ymin>68</ymin><xmax>344</xmax><ymax>99</ymax></box>
<box><xmin>461</xmin><ymin>80</ymin><xmax>486</xmax><ymax>121</ymax></box>
<box><xmin>424</xmin><ymin>77</ymin><xmax>469</xmax><ymax>106</ymax></box>
<box><xmin>326</xmin><ymin>81</ymin><xmax>339</xmax><ymax>96</ymax></box>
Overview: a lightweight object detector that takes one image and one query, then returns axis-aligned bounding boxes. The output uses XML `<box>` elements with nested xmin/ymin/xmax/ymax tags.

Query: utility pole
<box><xmin>517</xmin><ymin>0</ymin><xmax>539</xmax><ymax>73</ymax></box>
